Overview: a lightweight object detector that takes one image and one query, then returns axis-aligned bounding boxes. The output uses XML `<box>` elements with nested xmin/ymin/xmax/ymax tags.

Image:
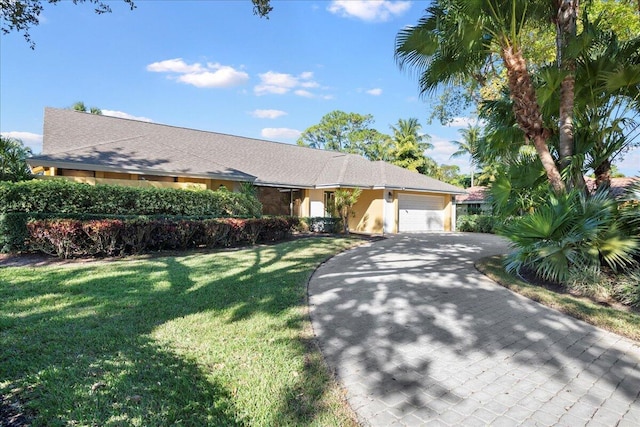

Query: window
<box><xmin>324</xmin><ymin>191</ymin><xmax>336</xmax><ymax>217</ymax></box>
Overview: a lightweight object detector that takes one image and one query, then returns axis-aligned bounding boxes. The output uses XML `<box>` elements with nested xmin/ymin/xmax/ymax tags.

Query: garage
<box><xmin>398</xmin><ymin>194</ymin><xmax>445</xmax><ymax>232</ymax></box>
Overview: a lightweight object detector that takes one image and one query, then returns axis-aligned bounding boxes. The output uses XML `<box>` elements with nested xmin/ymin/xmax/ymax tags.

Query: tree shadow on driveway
<box><xmin>309</xmin><ymin>233</ymin><xmax>640</xmax><ymax>425</ymax></box>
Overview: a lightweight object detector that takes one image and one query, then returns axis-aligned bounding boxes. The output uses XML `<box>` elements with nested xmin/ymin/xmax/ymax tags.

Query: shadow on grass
<box><xmin>0</xmin><ymin>237</ymin><xmax>356</xmax><ymax>425</ymax></box>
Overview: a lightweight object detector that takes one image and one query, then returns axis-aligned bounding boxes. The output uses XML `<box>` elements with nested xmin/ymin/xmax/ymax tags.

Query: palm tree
<box><xmin>573</xmin><ymin>21</ymin><xmax>640</xmax><ymax>189</ymax></box>
<box><xmin>71</xmin><ymin>101</ymin><xmax>102</xmax><ymax>115</ymax></box>
<box><xmin>389</xmin><ymin>118</ymin><xmax>433</xmax><ymax>173</ymax></box>
<box><xmin>450</xmin><ymin>124</ymin><xmax>481</xmax><ymax>186</ymax></box>
<box><xmin>396</xmin><ymin>0</ymin><xmax>566</xmax><ymax>193</ymax></box>
<box><xmin>334</xmin><ymin>188</ymin><xmax>362</xmax><ymax>234</ymax></box>
<box><xmin>0</xmin><ymin>136</ymin><xmax>32</xmax><ymax>182</ymax></box>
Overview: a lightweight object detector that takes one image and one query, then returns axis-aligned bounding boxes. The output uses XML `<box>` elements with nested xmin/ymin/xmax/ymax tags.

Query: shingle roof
<box><xmin>29</xmin><ymin>108</ymin><xmax>465</xmax><ymax>194</ymax></box>
<box><xmin>455</xmin><ymin>186</ymin><xmax>488</xmax><ymax>203</ymax></box>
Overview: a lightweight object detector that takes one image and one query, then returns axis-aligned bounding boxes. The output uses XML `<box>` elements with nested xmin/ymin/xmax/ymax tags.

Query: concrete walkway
<box><xmin>308</xmin><ymin>233</ymin><xmax>640</xmax><ymax>426</ymax></box>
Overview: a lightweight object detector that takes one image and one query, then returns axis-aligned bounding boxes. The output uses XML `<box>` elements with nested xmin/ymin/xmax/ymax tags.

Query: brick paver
<box><xmin>308</xmin><ymin>233</ymin><xmax>640</xmax><ymax>426</ymax></box>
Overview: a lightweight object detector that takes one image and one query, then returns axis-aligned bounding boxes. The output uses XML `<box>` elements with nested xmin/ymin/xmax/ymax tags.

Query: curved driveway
<box><xmin>309</xmin><ymin>233</ymin><xmax>640</xmax><ymax>426</ymax></box>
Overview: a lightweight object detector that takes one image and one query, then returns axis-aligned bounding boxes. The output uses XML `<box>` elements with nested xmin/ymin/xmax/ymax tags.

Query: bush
<box><xmin>456</xmin><ymin>215</ymin><xmax>496</xmax><ymax>233</ymax></box>
<box><xmin>0</xmin><ymin>179</ymin><xmax>262</xmax><ymax>217</ymax></box>
<box><xmin>500</xmin><ymin>189</ymin><xmax>638</xmax><ymax>284</ymax></box>
<box><xmin>296</xmin><ymin>217</ymin><xmax>343</xmax><ymax>234</ymax></box>
<box><xmin>0</xmin><ymin>213</ymin><xmax>31</xmax><ymax>253</ymax></box>
<box><xmin>614</xmin><ymin>269</ymin><xmax>640</xmax><ymax>308</ymax></box>
<box><xmin>24</xmin><ymin>216</ymin><xmax>300</xmax><ymax>258</ymax></box>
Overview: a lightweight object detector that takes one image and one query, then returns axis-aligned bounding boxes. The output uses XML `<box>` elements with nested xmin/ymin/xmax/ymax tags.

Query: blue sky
<box><xmin>1</xmin><ymin>0</ymin><xmax>638</xmax><ymax>177</ymax></box>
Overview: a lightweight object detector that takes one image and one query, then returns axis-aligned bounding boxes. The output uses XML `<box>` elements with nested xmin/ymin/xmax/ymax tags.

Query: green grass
<box><xmin>476</xmin><ymin>255</ymin><xmax>640</xmax><ymax>342</ymax></box>
<box><xmin>0</xmin><ymin>237</ymin><xmax>362</xmax><ymax>426</ymax></box>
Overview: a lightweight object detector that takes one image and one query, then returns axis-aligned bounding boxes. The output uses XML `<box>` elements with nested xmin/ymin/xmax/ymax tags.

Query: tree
<box><xmin>71</xmin><ymin>101</ymin><xmax>102</xmax><ymax>115</ymax></box>
<box><xmin>396</xmin><ymin>0</ymin><xmax>640</xmax><ymax>194</ymax></box>
<box><xmin>0</xmin><ymin>136</ymin><xmax>32</xmax><ymax>182</ymax></box>
<box><xmin>1</xmin><ymin>0</ymin><xmax>136</xmax><ymax>48</ymax></box>
<box><xmin>297</xmin><ymin>110</ymin><xmax>389</xmax><ymax>158</ymax></box>
<box><xmin>389</xmin><ymin>118</ymin><xmax>433</xmax><ymax>173</ymax></box>
<box><xmin>396</xmin><ymin>0</ymin><xmax>566</xmax><ymax>193</ymax></box>
<box><xmin>334</xmin><ymin>188</ymin><xmax>362</xmax><ymax>234</ymax></box>
<box><xmin>450</xmin><ymin>125</ymin><xmax>481</xmax><ymax>186</ymax></box>
<box><xmin>572</xmin><ymin>20</ymin><xmax>640</xmax><ymax>188</ymax></box>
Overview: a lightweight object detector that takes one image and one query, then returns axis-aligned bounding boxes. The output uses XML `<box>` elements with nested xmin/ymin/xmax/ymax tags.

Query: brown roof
<box><xmin>29</xmin><ymin>108</ymin><xmax>465</xmax><ymax>194</ymax></box>
<box><xmin>585</xmin><ymin>177</ymin><xmax>639</xmax><ymax>198</ymax></box>
<box><xmin>455</xmin><ymin>186</ymin><xmax>488</xmax><ymax>203</ymax></box>
<box><xmin>454</xmin><ymin>178</ymin><xmax>639</xmax><ymax>204</ymax></box>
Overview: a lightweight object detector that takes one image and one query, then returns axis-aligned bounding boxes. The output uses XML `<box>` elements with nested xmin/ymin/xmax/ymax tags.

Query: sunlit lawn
<box><xmin>0</xmin><ymin>237</ymin><xmax>361</xmax><ymax>426</ymax></box>
<box><xmin>477</xmin><ymin>255</ymin><xmax>640</xmax><ymax>342</ymax></box>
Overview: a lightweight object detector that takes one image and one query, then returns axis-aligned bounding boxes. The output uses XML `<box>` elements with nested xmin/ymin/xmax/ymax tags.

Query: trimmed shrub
<box><xmin>456</xmin><ymin>215</ymin><xmax>496</xmax><ymax>233</ymax></box>
<box><xmin>0</xmin><ymin>179</ymin><xmax>262</xmax><ymax>217</ymax></box>
<box><xmin>297</xmin><ymin>217</ymin><xmax>343</xmax><ymax>234</ymax></box>
<box><xmin>0</xmin><ymin>213</ymin><xmax>31</xmax><ymax>253</ymax></box>
<box><xmin>24</xmin><ymin>216</ymin><xmax>299</xmax><ymax>258</ymax></box>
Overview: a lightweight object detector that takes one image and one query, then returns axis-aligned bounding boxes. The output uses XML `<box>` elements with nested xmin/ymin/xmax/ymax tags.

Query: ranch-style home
<box><xmin>27</xmin><ymin>108</ymin><xmax>466</xmax><ymax>234</ymax></box>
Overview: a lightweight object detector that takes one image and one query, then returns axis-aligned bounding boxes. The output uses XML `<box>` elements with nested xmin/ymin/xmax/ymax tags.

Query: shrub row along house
<box><xmin>27</xmin><ymin>108</ymin><xmax>465</xmax><ymax>233</ymax></box>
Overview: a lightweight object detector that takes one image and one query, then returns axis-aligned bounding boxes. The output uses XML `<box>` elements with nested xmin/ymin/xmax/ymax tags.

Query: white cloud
<box><xmin>147</xmin><ymin>58</ymin><xmax>249</xmax><ymax>88</ymax></box>
<box><xmin>366</xmin><ymin>88</ymin><xmax>383</xmax><ymax>96</ymax></box>
<box><xmin>294</xmin><ymin>89</ymin><xmax>315</xmax><ymax>98</ymax></box>
<box><xmin>445</xmin><ymin>117</ymin><xmax>486</xmax><ymax>127</ymax></box>
<box><xmin>254</xmin><ymin>71</ymin><xmax>322</xmax><ymax>96</ymax></box>
<box><xmin>328</xmin><ymin>0</ymin><xmax>411</xmax><ymax>22</ymax></box>
<box><xmin>251</xmin><ymin>109</ymin><xmax>287</xmax><ymax>119</ymax></box>
<box><xmin>1</xmin><ymin>131</ymin><xmax>43</xmax><ymax>154</ymax></box>
<box><xmin>147</xmin><ymin>58</ymin><xmax>203</xmax><ymax>73</ymax></box>
<box><xmin>428</xmin><ymin>135</ymin><xmax>471</xmax><ymax>172</ymax></box>
<box><xmin>261</xmin><ymin>128</ymin><xmax>301</xmax><ymax>140</ymax></box>
<box><xmin>102</xmin><ymin>110</ymin><xmax>153</xmax><ymax>122</ymax></box>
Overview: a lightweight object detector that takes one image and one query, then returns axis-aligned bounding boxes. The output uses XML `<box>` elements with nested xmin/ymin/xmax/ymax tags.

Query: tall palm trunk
<box><xmin>502</xmin><ymin>46</ymin><xmax>566</xmax><ymax>194</ymax></box>
<box><xmin>556</xmin><ymin>0</ymin><xmax>583</xmax><ymax>190</ymax></box>
<box><xmin>594</xmin><ymin>159</ymin><xmax>612</xmax><ymax>190</ymax></box>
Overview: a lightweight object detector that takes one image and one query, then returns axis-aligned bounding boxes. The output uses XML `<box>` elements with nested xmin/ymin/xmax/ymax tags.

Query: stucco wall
<box><xmin>351</xmin><ymin>189</ymin><xmax>384</xmax><ymax>234</ymax></box>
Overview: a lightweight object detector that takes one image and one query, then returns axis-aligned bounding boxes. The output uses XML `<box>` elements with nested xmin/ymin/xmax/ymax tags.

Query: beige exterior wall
<box><xmin>299</xmin><ymin>190</ymin><xmax>311</xmax><ymax>217</ymax></box>
<box><xmin>38</xmin><ymin>169</ymin><xmax>243</xmax><ymax>191</ymax></box>
<box><xmin>36</xmin><ymin>175</ymin><xmax>207</xmax><ymax>190</ymax></box>
<box><xmin>307</xmin><ymin>189</ymin><xmax>326</xmax><ymax>217</ymax></box>
<box><xmin>209</xmin><ymin>179</ymin><xmax>241</xmax><ymax>191</ymax></box>
<box><xmin>351</xmin><ymin>189</ymin><xmax>385</xmax><ymax>234</ymax></box>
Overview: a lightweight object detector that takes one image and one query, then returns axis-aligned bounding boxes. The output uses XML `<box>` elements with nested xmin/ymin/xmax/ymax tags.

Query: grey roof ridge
<box><xmin>336</xmin><ymin>154</ymin><xmax>351</xmax><ymax>184</ymax></box>
<box><xmin>310</xmin><ymin>151</ymin><xmax>348</xmax><ymax>186</ymax></box>
<box><xmin>50</xmin><ymin>108</ymin><xmax>340</xmax><ymax>155</ymax></box>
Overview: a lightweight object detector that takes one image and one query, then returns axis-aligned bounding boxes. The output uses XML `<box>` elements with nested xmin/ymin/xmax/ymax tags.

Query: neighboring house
<box><xmin>27</xmin><ymin>108</ymin><xmax>466</xmax><ymax>234</ymax></box>
<box><xmin>585</xmin><ymin>177</ymin><xmax>639</xmax><ymax>198</ymax></box>
<box><xmin>455</xmin><ymin>186</ymin><xmax>491</xmax><ymax>216</ymax></box>
<box><xmin>454</xmin><ymin>178</ymin><xmax>638</xmax><ymax>218</ymax></box>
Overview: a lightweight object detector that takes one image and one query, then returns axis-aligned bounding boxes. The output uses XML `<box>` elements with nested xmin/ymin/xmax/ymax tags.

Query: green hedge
<box><xmin>22</xmin><ymin>216</ymin><xmax>300</xmax><ymax>258</ymax></box>
<box><xmin>0</xmin><ymin>179</ymin><xmax>262</xmax><ymax>217</ymax></box>
<box><xmin>456</xmin><ymin>214</ymin><xmax>497</xmax><ymax>233</ymax></box>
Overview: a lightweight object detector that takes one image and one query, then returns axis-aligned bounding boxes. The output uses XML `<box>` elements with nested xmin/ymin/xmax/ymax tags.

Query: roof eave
<box><xmin>27</xmin><ymin>158</ymin><xmax>256</xmax><ymax>182</ymax></box>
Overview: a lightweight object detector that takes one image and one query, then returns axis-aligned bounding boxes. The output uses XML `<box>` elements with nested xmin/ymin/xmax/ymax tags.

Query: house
<box><xmin>454</xmin><ymin>186</ymin><xmax>492</xmax><ymax>216</ymax></box>
<box><xmin>454</xmin><ymin>178</ymin><xmax>638</xmax><ymax>217</ymax></box>
<box><xmin>27</xmin><ymin>108</ymin><xmax>466</xmax><ymax>234</ymax></box>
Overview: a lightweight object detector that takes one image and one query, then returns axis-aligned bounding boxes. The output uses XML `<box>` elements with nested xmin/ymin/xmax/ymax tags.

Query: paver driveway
<box><xmin>308</xmin><ymin>233</ymin><xmax>640</xmax><ymax>426</ymax></box>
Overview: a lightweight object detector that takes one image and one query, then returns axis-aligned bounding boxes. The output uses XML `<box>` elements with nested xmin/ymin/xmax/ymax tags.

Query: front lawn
<box><xmin>0</xmin><ymin>238</ymin><xmax>361</xmax><ymax>426</ymax></box>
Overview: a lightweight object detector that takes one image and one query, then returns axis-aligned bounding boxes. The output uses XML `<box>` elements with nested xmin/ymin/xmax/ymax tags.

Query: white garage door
<box><xmin>398</xmin><ymin>194</ymin><xmax>445</xmax><ymax>232</ymax></box>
